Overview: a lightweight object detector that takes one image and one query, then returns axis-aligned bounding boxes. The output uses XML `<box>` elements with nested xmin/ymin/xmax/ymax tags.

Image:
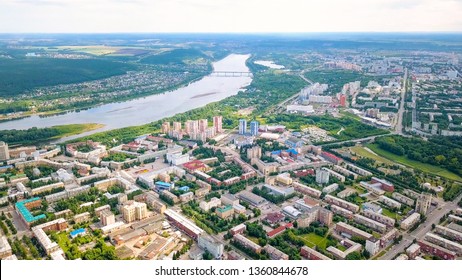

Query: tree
<box><xmin>258</xmin><ymin>238</ymin><xmax>267</xmax><ymax>246</ymax></box>
<box><xmin>435</xmin><ymin>155</ymin><xmax>446</xmax><ymax>164</ymax></box>
<box><xmin>346</xmin><ymin>251</ymin><xmax>362</xmax><ymax>260</ymax></box>
<box><xmin>202</xmin><ymin>250</ymin><xmax>214</xmax><ymax>260</ymax></box>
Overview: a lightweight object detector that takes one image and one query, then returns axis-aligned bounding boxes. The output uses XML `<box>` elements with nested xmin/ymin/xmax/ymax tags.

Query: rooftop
<box><xmin>15</xmin><ymin>197</ymin><xmax>46</xmax><ymax>223</ymax></box>
<box><xmin>183</xmin><ymin>160</ymin><xmax>207</xmax><ymax>170</ymax></box>
<box><xmin>264</xmin><ymin>212</ymin><xmax>285</xmax><ymax>224</ymax></box>
<box><xmin>155</xmin><ymin>181</ymin><xmax>172</xmax><ymax>187</ymax></box>
<box><xmin>70</xmin><ymin>228</ymin><xmax>86</xmax><ymax>238</ymax></box>
<box><xmin>216</xmin><ymin>205</ymin><xmax>233</xmax><ymax>213</ymax></box>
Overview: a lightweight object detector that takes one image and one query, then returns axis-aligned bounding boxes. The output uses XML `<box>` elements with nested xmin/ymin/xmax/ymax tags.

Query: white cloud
<box><xmin>0</xmin><ymin>0</ymin><xmax>461</xmax><ymax>33</ymax></box>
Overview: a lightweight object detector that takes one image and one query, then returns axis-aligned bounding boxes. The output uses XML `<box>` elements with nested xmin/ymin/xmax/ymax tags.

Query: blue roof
<box><xmin>286</xmin><ymin>149</ymin><xmax>299</xmax><ymax>155</ymax></box>
<box><xmin>178</xmin><ymin>186</ymin><xmax>190</xmax><ymax>191</ymax></box>
<box><xmin>0</xmin><ymin>165</ymin><xmax>13</xmax><ymax>170</ymax></box>
<box><xmin>15</xmin><ymin>197</ymin><xmax>46</xmax><ymax>223</ymax></box>
<box><xmin>70</xmin><ymin>228</ymin><xmax>86</xmax><ymax>237</ymax></box>
<box><xmin>155</xmin><ymin>181</ymin><xmax>171</xmax><ymax>187</ymax></box>
<box><xmin>271</xmin><ymin>150</ymin><xmax>281</xmax><ymax>155</ymax></box>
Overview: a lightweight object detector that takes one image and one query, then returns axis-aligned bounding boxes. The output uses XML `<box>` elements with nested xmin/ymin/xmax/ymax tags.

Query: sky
<box><xmin>1</xmin><ymin>0</ymin><xmax>462</xmax><ymax>33</ymax></box>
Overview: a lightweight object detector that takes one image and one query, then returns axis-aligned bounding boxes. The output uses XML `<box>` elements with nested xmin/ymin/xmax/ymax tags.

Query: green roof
<box><xmin>216</xmin><ymin>205</ymin><xmax>233</xmax><ymax>213</ymax></box>
<box><xmin>15</xmin><ymin>197</ymin><xmax>46</xmax><ymax>223</ymax></box>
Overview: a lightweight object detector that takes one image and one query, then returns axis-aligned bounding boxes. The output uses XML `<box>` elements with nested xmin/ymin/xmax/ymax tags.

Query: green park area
<box><xmin>0</xmin><ymin>123</ymin><xmax>104</xmax><ymax>145</ymax></box>
<box><xmin>367</xmin><ymin>144</ymin><xmax>462</xmax><ymax>182</ymax></box>
<box><xmin>299</xmin><ymin>233</ymin><xmax>329</xmax><ymax>250</ymax></box>
<box><xmin>349</xmin><ymin>145</ymin><xmax>395</xmax><ymax>165</ymax></box>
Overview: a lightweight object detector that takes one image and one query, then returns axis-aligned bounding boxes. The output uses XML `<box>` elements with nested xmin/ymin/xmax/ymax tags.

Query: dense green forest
<box><xmin>0</xmin><ymin>124</ymin><xmax>101</xmax><ymax>145</ymax></box>
<box><xmin>304</xmin><ymin>69</ymin><xmax>394</xmax><ymax>93</ymax></box>
<box><xmin>0</xmin><ymin>127</ymin><xmax>61</xmax><ymax>144</ymax></box>
<box><xmin>375</xmin><ymin>135</ymin><xmax>462</xmax><ymax>177</ymax></box>
<box><xmin>0</xmin><ymin>58</ymin><xmax>135</xmax><ymax>97</ymax></box>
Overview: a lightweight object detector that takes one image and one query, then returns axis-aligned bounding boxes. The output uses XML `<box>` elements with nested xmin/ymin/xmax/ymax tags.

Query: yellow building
<box><xmin>122</xmin><ymin>201</ymin><xmax>147</xmax><ymax>223</ymax></box>
<box><xmin>216</xmin><ymin>205</ymin><xmax>234</xmax><ymax>219</ymax></box>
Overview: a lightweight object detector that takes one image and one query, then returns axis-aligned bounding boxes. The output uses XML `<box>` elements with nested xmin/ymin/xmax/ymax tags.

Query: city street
<box><xmin>381</xmin><ymin>193</ymin><xmax>462</xmax><ymax>259</ymax></box>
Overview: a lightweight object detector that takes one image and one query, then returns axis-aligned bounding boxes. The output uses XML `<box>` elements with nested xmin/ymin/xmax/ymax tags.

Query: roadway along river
<box><xmin>0</xmin><ymin>54</ymin><xmax>252</xmax><ymax>142</ymax></box>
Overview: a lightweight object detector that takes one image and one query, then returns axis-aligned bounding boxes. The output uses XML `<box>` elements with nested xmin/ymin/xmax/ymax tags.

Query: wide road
<box><xmin>395</xmin><ymin>68</ymin><xmax>408</xmax><ymax>135</ymax></box>
<box><xmin>319</xmin><ymin>134</ymin><xmax>386</xmax><ymax>147</ymax></box>
<box><xmin>380</xmin><ymin>193</ymin><xmax>462</xmax><ymax>260</ymax></box>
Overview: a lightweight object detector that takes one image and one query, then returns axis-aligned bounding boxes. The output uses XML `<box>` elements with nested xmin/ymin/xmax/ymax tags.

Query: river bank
<box><xmin>0</xmin><ymin>54</ymin><xmax>252</xmax><ymax>142</ymax></box>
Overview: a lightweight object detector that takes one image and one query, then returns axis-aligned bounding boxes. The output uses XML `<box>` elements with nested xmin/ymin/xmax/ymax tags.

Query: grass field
<box><xmin>299</xmin><ymin>233</ymin><xmax>328</xmax><ymax>250</ymax></box>
<box><xmin>349</xmin><ymin>145</ymin><xmax>395</xmax><ymax>165</ymax></box>
<box><xmin>57</xmin><ymin>46</ymin><xmax>121</xmax><ymax>56</ymax></box>
<box><xmin>380</xmin><ymin>207</ymin><xmax>401</xmax><ymax>220</ymax></box>
<box><xmin>353</xmin><ymin>185</ymin><xmax>367</xmax><ymax>194</ymax></box>
<box><xmin>367</xmin><ymin>144</ymin><xmax>462</xmax><ymax>182</ymax></box>
<box><xmin>246</xmin><ymin>236</ymin><xmax>260</xmax><ymax>245</ymax></box>
<box><xmin>52</xmin><ymin>123</ymin><xmax>105</xmax><ymax>138</ymax></box>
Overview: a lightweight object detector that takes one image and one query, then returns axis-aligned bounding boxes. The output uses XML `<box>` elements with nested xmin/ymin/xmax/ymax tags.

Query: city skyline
<box><xmin>1</xmin><ymin>0</ymin><xmax>462</xmax><ymax>33</ymax></box>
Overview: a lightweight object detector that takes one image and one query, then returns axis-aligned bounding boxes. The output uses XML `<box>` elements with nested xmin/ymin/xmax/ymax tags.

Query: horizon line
<box><xmin>1</xmin><ymin>31</ymin><xmax>462</xmax><ymax>35</ymax></box>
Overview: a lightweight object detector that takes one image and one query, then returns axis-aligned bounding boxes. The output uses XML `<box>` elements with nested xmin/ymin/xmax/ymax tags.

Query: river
<box><xmin>0</xmin><ymin>54</ymin><xmax>252</xmax><ymax>142</ymax></box>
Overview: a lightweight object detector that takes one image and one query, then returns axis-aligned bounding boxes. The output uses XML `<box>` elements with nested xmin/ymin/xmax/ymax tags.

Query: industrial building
<box><xmin>237</xmin><ymin>190</ymin><xmax>267</xmax><ymax>207</ymax></box>
<box><xmin>164</xmin><ymin>209</ymin><xmax>204</xmax><ymax>240</ymax></box>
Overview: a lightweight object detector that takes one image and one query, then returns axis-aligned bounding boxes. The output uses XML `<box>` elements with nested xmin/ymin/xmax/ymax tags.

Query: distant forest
<box><xmin>0</xmin><ymin>58</ymin><xmax>135</xmax><ymax>97</ymax></box>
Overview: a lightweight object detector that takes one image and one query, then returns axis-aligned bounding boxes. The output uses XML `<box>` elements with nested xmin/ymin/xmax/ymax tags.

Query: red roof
<box><xmin>267</xmin><ymin>223</ymin><xmax>293</xmax><ymax>238</ymax></box>
<box><xmin>321</xmin><ymin>151</ymin><xmax>342</xmax><ymax>161</ymax></box>
<box><xmin>183</xmin><ymin>160</ymin><xmax>206</xmax><ymax>171</ymax></box>
<box><xmin>264</xmin><ymin>212</ymin><xmax>285</xmax><ymax>224</ymax></box>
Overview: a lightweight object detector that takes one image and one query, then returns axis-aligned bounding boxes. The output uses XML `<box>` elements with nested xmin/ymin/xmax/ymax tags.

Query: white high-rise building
<box><xmin>199</xmin><ymin>119</ymin><xmax>208</xmax><ymax>133</ymax></box>
<box><xmin>316</xmin><ymin>169</ymin><xmax>330</xmax><ymax>184</ymax></box>
<box><xmin>0</xmin><ymin>142</ymin><xmax>9</xmax><ymax>161</ymax></box>
<box><xmin>213</xmin><ymin>116</ymin><xmax>223</xmax><ymax>133</ymax></box>
<box><xmin>250</xmin><ymin>121</ymin><xmax>259</xmax><ymax>136</ymax></box>
<box><xmin>239</xmin><ymin>119</ymin><xmax>247</xmax><ymax>135</ymax></box>
<box><xmin>185</xmin><ymin>120</ymin><xmax>199</xmax><ymax>135</ymax></box>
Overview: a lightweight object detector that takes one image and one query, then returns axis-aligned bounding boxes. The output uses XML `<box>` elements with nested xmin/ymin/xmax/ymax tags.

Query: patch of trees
<box><xmin>375</xmin><ymin>135</ymin><xmax>462</xmax><ymax>178</ymax></box>
<box><xmin>102</xmin><ymin>152</ymin><xmax>136</xmax><ymax>162</ymax></box>
<box><xmin>82</xmin><ymin>239</ymin><xmax>118</xmax><ymax>260</ymax></box>
<box><xmin>0</xmin><ymin>58</ymin><xmax>134</xmax><ymax>97</ymax></box>
<box><xmin>159</xmin><ymin>192</ymin><xmax>175</xmax><ymax>206</ymax></box>
<box><xmin>181</xmin><ymin>201</ymin><xmax>248</xmax><ymax>234</ymax></box>
<box><xmin>245</xmin><ymin>222</ymin><xmax>267</xmax><ymax>239</ymax></box>
<box><xmin>0</xmin><ymin>127</ymin><xmax>61</xmax><ymax>145</ymax></box>
<box><xmin>192</xmin><ymin>147</ymin><xmax>226</xmax><ymax>162</ymax></box>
